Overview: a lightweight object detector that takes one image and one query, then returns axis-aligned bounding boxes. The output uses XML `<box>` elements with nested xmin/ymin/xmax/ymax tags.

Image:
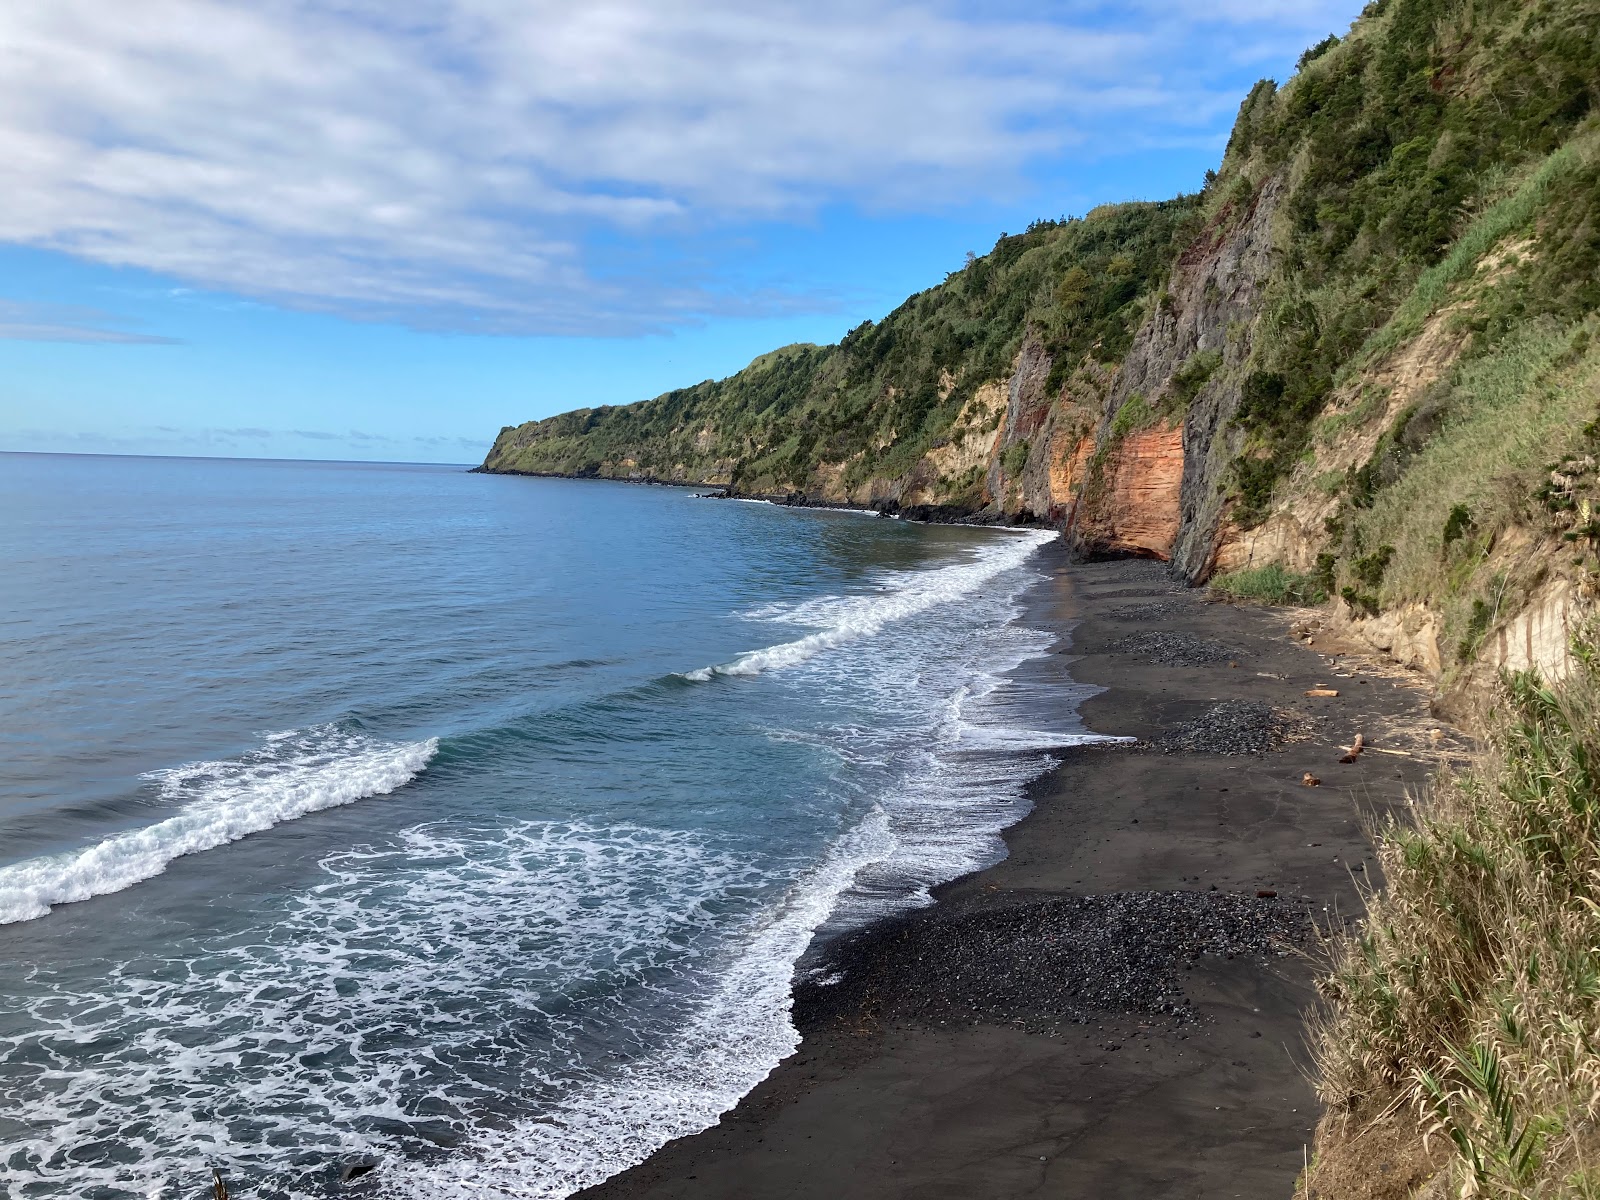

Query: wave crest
<box><xmin>684</xmin><ymin>529</ymin><xmax>1056</xmax><ymax>681</ymax></box>
<box><xmin>0</xmin><ymin>726</ymin><xmax>437</xmax><ymax>924</ymax></box>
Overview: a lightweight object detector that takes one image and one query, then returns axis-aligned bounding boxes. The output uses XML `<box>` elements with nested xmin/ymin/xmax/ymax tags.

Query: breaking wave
<box><xmin>682</xmin><ymin>529</ymin><xmax>1057</xmax><ymax>680</ymax></box>
<box><xmin>0</xmin><ymin>726</ymin><xmax>437</xmax><ymax>924</ymax></box>
<box><xmin>394</xmin><ymin>813</ymin><xmax>894</xmax><ymax>1199</ymax></box>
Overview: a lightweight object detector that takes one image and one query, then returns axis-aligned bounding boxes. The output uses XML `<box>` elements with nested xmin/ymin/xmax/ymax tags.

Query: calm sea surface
<box><xmin>0</xmin><ymin>453</ymin><xmax>1102</xmax><ymax>1198</ymax></box>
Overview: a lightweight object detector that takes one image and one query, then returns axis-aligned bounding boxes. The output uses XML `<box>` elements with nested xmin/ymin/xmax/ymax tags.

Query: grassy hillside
<box><xmin>1206</xmin><ymin>0</ymin><xmax>1600</xmax><ymax>695</ymax></box>
<box><xmin>482</xmin><ymin>198</ymin><xmax>1199</xmax><ymax>501</ymax></box>
<box><xmin>1302</xmin><ymin>649</ymin><xmax>1600</xmax><ymax>1199</ymax></box>
<box><xmin>1217</xmin><ymin>0</ymin><xmax>1600</xmax><ymax>526</ymax></box>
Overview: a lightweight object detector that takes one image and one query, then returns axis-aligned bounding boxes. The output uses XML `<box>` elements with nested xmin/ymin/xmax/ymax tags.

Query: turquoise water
<box><xmin>0</xmin><ymin>453</ymin><xmax>1097</xmax><ymax>1198</ymax></box>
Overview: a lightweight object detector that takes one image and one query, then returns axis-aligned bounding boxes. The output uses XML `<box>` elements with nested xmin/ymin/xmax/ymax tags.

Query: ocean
<box><xmin>0</xmin><ymin>452</ymin><xmax>1104</xmax><ymax>1198</ymax></box>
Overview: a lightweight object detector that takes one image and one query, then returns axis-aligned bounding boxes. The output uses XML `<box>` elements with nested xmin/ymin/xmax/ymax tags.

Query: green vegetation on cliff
<box><xmin>1219</xmin><ymin>0</ymin><xmax>1600</xmax><ymax>527</ymax></box>
<box><xmin>483</xmin><ymin>199</ymin><xmax>1198</xmax><ymax>497</ymax></box>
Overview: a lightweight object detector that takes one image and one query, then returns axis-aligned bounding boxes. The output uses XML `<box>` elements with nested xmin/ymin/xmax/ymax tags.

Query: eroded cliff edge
<box><xmin>484</xmin><ymin>0</ymin><xmax>1600</xmax><ymax>705</ymax></box>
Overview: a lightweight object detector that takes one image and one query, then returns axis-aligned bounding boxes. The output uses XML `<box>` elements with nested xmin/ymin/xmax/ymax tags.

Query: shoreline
<box><xmin>576</xmin><ymin>550</ymin><xmax>1456</xmax><ymax>1199</ymax></box>
<box><xmin>470</xmin><ymin>465</ymin><xmax>1051</xmax><ymax>529</ymax></box>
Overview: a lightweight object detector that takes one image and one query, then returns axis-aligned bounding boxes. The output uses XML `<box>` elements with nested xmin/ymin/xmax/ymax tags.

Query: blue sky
<box><xmin>0</xmin><ymin>0</ymin><xmax>1363</xmax><ymax>465</ymax></box>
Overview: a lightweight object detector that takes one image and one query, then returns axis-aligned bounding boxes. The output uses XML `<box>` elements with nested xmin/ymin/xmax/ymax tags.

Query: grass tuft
<box><xmin>1305</xmin><ymin>634</ymin><xmax>1600</xmax><ymax>1197</ymax></box>
<box><xmin>1209</xmin><ymin>562</ymin><xmax>1328</xmax><ymax>606</ymax></box>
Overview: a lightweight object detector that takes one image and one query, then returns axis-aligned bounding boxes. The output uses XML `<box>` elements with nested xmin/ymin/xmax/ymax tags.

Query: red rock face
<box><xmin>1069</xmin><ymin>425</ymin><xmax>1185</xmax><ymax>559</ymax></box>
<box><xmin>1046</xmin><ymin>432</ymin><xmax>1096</xmax><ymax>525</ymax></box>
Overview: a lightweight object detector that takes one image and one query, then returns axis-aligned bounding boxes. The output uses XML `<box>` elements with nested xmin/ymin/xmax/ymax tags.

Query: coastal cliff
<box><xmin>485</xmin><ymin>0</ymin><xmax>1599</xmax><ymax>705</ymax></box>
<box><xmin>483</xmin><ymin>2</ymin><xmax>1600</xmax><ymax>1192</ymax></box>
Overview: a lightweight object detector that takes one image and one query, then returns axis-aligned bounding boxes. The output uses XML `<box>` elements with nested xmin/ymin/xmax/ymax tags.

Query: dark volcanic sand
<box><xmin>577</xmin><ymin>553</ymin><xmax>1448</xmax><ymax>1200</ymax></box>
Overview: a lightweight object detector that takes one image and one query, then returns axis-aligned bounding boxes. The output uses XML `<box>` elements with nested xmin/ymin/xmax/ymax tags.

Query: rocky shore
<box><xmin>472</xmin><ymin>466</ymin><xmax>1047</xmax><ymax>528</ymax></box>
<box><xmin>577</xmin><ymin>550</ymin><xmax>1461</xmax><ymax>1200</ymax></box>
<box><xmin>694</xmin><ymin>488</ymin><xmax>1042</xmax><ymax>527</ymax></box>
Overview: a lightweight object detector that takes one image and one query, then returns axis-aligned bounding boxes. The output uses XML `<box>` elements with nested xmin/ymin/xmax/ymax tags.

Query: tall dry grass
<box><xmin>1307</xmin><ymin>640</ymin><xmax>1600</xmax><ymax>1197</ymax></box>
<box><xmin>1352</xmin><ymin>319</ymin><xmax>1599</xmax><ymax>619</ymax></box>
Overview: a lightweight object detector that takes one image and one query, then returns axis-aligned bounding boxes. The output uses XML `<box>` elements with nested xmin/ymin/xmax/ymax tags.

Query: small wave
<box><xmin>0</xmin><ymin>726</ymin><xmax>437</xmax><ymax>924</ymax></box>
<box><xmin>683</xmin><ymin>529</ymin><xmax>1056</xmax><ymax>681</ymax></box>
<box><xmin>395</xmin><ymin>810</ymin><xmax>894</xmax><ymax>1199</ymax></box>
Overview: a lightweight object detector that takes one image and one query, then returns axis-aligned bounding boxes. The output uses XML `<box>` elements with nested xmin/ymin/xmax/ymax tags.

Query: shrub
<box><xmin>1340</xmin><ymin>585</ymin><xmax>1380</xmax><ymax>617</ymax></box>
<box><xmin>1167</xmin><ymin>350</ymin><xmax>1222</xmax><ymax>410</ymax></box>
<box><xmin>1457</xmin><ymin>597</ymin><xmax>1494</xmax><ymax>663</ymax></box>
<box><xmin>1108</xmin><ymin>394</ymin><xmax>1153</xmax><ymax>440</ymax></box>
<box><xmin>1000</xmin><ymin>440</ymin><xmax>1031</xmax><ymax>478</ymax></box>
<box><xmin>1353</xmin><ymin>544</ymin><xmax>1396</xmax><ymax>589</ymax></box>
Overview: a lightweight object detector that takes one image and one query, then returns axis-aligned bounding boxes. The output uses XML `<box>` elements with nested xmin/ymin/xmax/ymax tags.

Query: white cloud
<box><xmin>0</xmin><ymin>298</ymin><xmax>178</xmax><ymax>343</ymax></box>
<box><xmin>0</xmin><ymin>1</ymin><xmax>1353</xmax><ymax>333</ymax></box>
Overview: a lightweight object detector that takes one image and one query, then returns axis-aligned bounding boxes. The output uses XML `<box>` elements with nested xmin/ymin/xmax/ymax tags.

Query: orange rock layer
<box><xmin>1058</xmin><ymin>425</ymin><xmax>1184</xmax><ymax>559</ymax></box>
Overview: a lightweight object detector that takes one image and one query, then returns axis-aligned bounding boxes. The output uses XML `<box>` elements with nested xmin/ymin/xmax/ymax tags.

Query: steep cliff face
<box><xmin>485</xmin><ymin>0</ymin><xmax>1600</xmax><ymax>692</ymax></box>
<box><xmin>1066</xmin><ymin>425</ymin><xmax>1186</xmax><ymax>558</ymax></box>
<box><xmin>1158</xmin><ymin>176</ymin><xmax>1285</xmax><ymax>579</ymax></box>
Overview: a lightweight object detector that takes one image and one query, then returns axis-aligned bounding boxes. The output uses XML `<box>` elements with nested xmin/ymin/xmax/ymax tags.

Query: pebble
<box><xmin>796</xmin><ymin>891</ymin><xmax>1310</xmax><ymax>1031</ymax></box>
<box><xmin>1158</xmin><ymin>700</ymin><xmax>1306</xmax><ymax>756</ymax></box>
<box><xmin>1107</xmin><ymin>630</ymin><xmax>1239</xmax><ymax>667</ymax></box>
<box><xmin>1105</xmin><ymin>598</ymin><xmax>1197</xmax><ymax>621</ymax></box>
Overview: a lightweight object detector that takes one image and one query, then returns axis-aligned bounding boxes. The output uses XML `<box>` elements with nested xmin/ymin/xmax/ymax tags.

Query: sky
<box><xmin>0</xmin><ymin>0</ymin><xmax>1364</xmax><ymax>465</ymax></box>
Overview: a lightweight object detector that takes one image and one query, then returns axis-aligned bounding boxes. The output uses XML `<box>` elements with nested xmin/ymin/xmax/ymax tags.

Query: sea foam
<box><xmin>0</xmin><ymin>819</ymin><xmax>755</xmax><ymax>1198</ymax></box>
<box><xmin>0</xmin><ymin>726</ymin><xmax>437</xmax><ymax>924</ymax></box>
<box><xmin>393</xmin><ymin>811</ymin><xmax>895</xmax><ymax>1199</ymax></box>
<box><xmin>683</xmin><ymin>528</ymin><xmax>1057</xmax><ymax>680</ymax></box>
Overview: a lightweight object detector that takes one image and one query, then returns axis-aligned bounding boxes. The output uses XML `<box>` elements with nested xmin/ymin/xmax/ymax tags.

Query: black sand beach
<box><xmin>579</xmin><ymin>551</ymin><xmax>1457</xmax><ymax>1200</ymax></box>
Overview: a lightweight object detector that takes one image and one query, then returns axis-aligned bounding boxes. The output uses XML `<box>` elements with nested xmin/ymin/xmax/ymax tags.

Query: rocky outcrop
<box><xmin>1142</xmin><ymin>177</ymin><xmax>1283</xmax><ymax>581</ymax></box>
<box><xmin>1487</xmin><ymin>575</ymin><xmax>1588</xmax><ymax>682</ymax></box>
<box><xmin>1069</xmin><ymin>425</ymin><xmax>1186</xmax><ymax>558</ymax></box>
<box><xmin>1327</xmin><ymin>603</ymin><xmax>1444</xmax><ymax>677</ymax></box>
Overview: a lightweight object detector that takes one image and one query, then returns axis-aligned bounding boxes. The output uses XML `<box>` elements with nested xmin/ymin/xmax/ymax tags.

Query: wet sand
<box><xmin>578</xmin><ymin>552</ymin><xmax>1452</xmax><ymax>1200</ymax></box>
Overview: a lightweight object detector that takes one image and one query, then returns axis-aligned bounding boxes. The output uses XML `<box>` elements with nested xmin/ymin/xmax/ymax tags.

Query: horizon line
<box><xmin>0</xmin><ymin>448</ymin><xmax>479</xmax><ymax>469</ymax></box>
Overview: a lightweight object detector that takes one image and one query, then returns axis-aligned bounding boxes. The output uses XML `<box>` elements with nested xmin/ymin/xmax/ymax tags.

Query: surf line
<box><xmin>0</xmin><ymin>732</ymin><xmax>438</xmax><ymax>924</ymax></box>
<box><xmin>683</xmin><ymin>529</ymin><xmax>1058</xmax><ymax>682</ymax></box>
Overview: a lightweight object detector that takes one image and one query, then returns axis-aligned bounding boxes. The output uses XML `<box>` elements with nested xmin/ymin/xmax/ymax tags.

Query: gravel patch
<box><xmin>1097</xmin><ymin>586</ymin><xmax>1186</xmax><ymax>600</ymax></box>
<box><xmin>1159</xmin><ymin>700</ymin><xmax>1306</xmax><ymax>756</ymax></box>
<box><xmin>1106</xmin><ymin>630</ymin><xmax>1239</xmax><ymax>666</ymax></box>
<box><xmin>798</xmin><ymin>891</ymin><xmax>1308</xmax><ymax>1029</ymax></box>
<box><xmin>1106</xmin><ymin>598</ymin><xmax>1201</xmax><ymax>621</ymax></box>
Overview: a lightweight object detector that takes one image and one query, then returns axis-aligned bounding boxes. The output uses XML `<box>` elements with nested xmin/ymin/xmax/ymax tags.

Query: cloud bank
<box><xmin>0</xmin><ymin>1</ymin><xmax>1354</xmax><ymax>334</ymax></box>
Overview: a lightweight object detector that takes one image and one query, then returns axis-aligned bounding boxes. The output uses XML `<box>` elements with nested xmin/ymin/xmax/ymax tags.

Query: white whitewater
<box><xmin>397</xmin><ymin>812</ymin><xmax>896</xmax><ymax>1199</ymax></box>
<box><xmin>683</xmin><ymin>528</ymin><xmax>1057</xmax><ymax>680</ymax></box>
<box><xmin>0</xmin><ymin>726</ymin><xmax>437</xmax><ymax>924</ymax></box>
